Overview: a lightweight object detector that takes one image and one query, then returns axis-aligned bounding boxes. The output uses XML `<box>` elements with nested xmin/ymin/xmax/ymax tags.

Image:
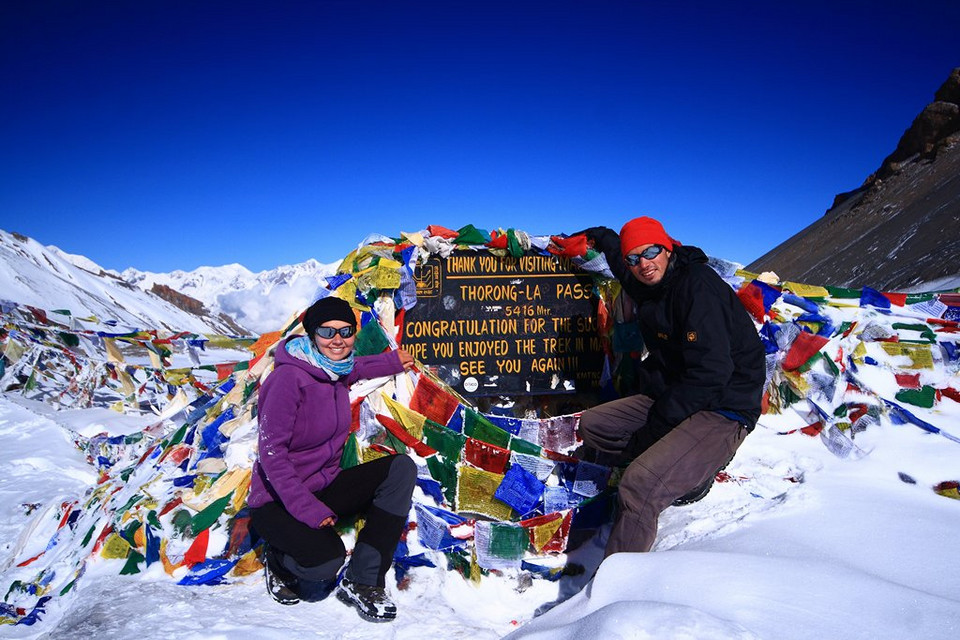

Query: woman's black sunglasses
<box><xmin>315</xmin><ymin>326</ymin><xmax>356</xmax><ymax>339</ymax></box>
<box><xmin>624</xmin><ymin>245</ymin><xmax>666</xmax><ymax>266</ymax></box>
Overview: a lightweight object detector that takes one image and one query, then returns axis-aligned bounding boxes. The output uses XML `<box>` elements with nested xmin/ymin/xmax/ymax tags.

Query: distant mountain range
<box><xmin>748</xmin><ymin>67</ymin><xmax>960</xmax><ymax>291</ymax></box>
<box><xmin>0</xmin><ymin>229</ymin><xmax>338</xmax><ymax>336</ymax></box>
<box><xmin>0</xmin><ymin>229</ymin><xmax>244</xmax><ymax>335</ymax></box>
<box><xmin>121</xmin><ymin>260</ymin><xmax>339</xmax><ymax>335</ymax></box>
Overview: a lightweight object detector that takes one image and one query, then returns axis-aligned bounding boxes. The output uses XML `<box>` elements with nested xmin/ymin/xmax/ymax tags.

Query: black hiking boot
<box><xmin>336</xmin><ymin>578</ymin><xmax>397</xmax><ymax>622</ymax></box>
<box><xmin>671</xmin><ymin>475</ymin><xmax>716</xmax><ymax>506</ymax></box>
<box><xmin>263</xmin><ymin>547</ymin><xmax>300</xmax><ymax>606</ymax></box>
<box><xmin>672</xmin><ymin>453</ymin><xmax>736</xmax><ymax>507</ymax></box>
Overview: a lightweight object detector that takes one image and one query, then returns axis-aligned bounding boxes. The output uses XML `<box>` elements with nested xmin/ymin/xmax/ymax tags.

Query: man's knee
<box><xmin>617</xmin><ymin>459</ymin><xmax>659</xmax><ymax>511</ymax></box>
<box><xmin>577</xmin><ymin>407</ymin><xmax>603</xmax><ymax>443</ymax></box>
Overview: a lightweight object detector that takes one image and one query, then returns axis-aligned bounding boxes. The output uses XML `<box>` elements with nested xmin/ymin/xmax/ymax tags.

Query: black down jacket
<box><xmin>586</xmin><ymin>226</ymin><xmax>766</xmax><ymax>443</ymax></box>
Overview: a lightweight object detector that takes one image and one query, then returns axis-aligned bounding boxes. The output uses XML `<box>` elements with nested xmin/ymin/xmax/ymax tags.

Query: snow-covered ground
<box><xmin>1</xmin><ymin>392</ymin><xmax>957</xmax><ymax>639</ymax></box>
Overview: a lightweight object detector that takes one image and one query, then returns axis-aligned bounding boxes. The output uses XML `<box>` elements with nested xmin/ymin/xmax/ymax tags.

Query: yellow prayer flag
<box><xmin>231</xmin><ymin>470</ymin><xmax>252</xmax><ymax>514</ymax></box>
<box><xmin>400</xmin><ymin>231</ymin><xmax>425</xmax><ymax>246</ymax></box>
<box><xmin>101</xmin><ymin>533</ymin><xmax>131</xmax><ymax>559</ymax></box>
<box><xmin>456</xmin><ymin>467</ymin><xmax>514</xmax><ymax>521</ymax></box>
<box><xmin>529</xmin><ymin>517</ymin><xmax>563</xmax><ymax>553</ymax></box>
<box><xmin>159</xmin><ymin>539</ymin><xmax>183</xmax><ymax>576</ymax></box>
<box><xmin>118</xmin><ymin>370</ymin><xmax>137</xmax><ymax>396</ymax></box>
<box><xmin>782</xmin><ymin>369</ymin><xmax>811</xmax><ymax>396</ymax></box>
<box><xmin>880</xmin><ymin>342</ymin><xmax>934</xmax><ymax>370</ymax></box>
<box><xmin>362</xmin><ymin>447</ymin><xmax>390</xmax><ymax>463</ymax></box>
<box><xmin>384</xmin><ymin>394</ymin><xmax>427</xmax><ymax>440</ymax></box>
<box><xmin>784</xmin><ymin>281</ymin><xmax>830</xmax><ymax>298</ymax></box>
<box><xmin>231</xmin><ymin>549</ymin><xmax>263</xmax><ymax>577</ymax></box>
<box><xmin>1</xmin><ymin>339</ymin><xmax>26</xmax><ymax>364</ymax></box>
<box><xmin>104</xmin><ymin>338</ymin><xmax>124</xmax><ymax>363</ymax></box>
<box><xmin>181</xmin><ymin>467</ymin><xmax>247</xmax><ymax>511</ymax></box>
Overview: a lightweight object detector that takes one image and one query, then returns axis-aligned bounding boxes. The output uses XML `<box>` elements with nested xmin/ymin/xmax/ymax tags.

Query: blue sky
<box><xmin>2</xmin><ymin>1</ymin><xmax>957</xmax><ymax>273</ymax></box>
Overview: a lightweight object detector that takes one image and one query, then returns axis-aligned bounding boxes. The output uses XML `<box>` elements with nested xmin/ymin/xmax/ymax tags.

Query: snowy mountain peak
<box><xmin>0</xmin><ymin>229</ymin><xmax>249</xmax><ymax>336</ymax></box>
<box><xmin>121</xmin><ymin>258</ymin><xmax>341</xmax><ymax>334</ymax></box>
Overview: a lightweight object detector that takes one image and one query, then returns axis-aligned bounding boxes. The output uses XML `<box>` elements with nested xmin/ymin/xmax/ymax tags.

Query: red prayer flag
<box><xmin>184</xmin><ymin>527</ymin><xmax>210</xmax><ymax>567</ymax></box>
<box><xmin>410</xmin><ymin>375</ymin><xmax>459</xmax><ymax>426</ymax></box>
<box><xmin>737</xmin><ymin>283</ymin><xmax>766</xmax><ymax>323</ymax></box>
<box><xmin>548</xmin><ymin>234</ymin><xmax>588</xmax><ymax>257</ymax></box>
<box><xmin>486</xmin><ymin>231</ymin><xmax>509</xmax><ymax>249</ymax></box>
<box><xmin>464</xmin><ymin>438</ymin><xmax>511</xmax><ymax>474</ymax></box>
<box><xmin>895</xmin><ymin>373</ymin><xmax>921</xmax><ymax>389</ymax></box>
<box><xmin>376</xmin><ymin>414</ymin><xmax>437</xmax><ymax>457</ymax></box>
<box><xmin>882</xmin><ymin>292</ymin><xmax>907</xmax><ymax>306</ymax></box>
<box><xmin>427</xmin><ymin>224</ymin><xmax>459</xmax><ymax>239</ymax></box>
<box><xmin>782</xmin><ymin>332</ymin><xmax>829</xmax><ymax>370</ymax></box>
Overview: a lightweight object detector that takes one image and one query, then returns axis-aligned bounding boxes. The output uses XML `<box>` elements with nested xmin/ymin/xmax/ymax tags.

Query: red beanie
<box><xmin>619</xmin><ymin>216</ymin><xmax>680</xmax><ymax>256</ymax></box>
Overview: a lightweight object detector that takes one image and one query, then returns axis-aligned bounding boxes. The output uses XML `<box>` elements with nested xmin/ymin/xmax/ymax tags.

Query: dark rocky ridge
<box><xmin>748</xmin><ymin>68</ymin><xmax>960</xmax><ymax>291</ymax></box>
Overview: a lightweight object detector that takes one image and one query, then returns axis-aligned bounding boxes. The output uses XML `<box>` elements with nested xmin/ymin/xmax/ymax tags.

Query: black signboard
<box><xmin>403</xmin><ymin>250</ymin><xmax>605</xmax><ymax>396</ymax></box>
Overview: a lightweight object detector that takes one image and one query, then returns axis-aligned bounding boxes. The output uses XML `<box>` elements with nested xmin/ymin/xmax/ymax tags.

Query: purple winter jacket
<box><xmin>247</xmin><ymin>338</ymin><xmax>404</xmax><ymax>528</ymax></box>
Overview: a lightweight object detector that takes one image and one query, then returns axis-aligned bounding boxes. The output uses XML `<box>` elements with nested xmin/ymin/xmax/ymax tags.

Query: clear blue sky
<box><xmin>2</xmin><ymin>1</ymin><xmax>957</xmax><ymax>273</ymax></box>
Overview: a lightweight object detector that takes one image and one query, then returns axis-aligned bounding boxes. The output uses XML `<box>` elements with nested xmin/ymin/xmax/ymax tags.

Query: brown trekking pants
<box><xmin>578</xmin><ymin>393</ymin><xmax>747</xmax><ymax>556</ymax></box>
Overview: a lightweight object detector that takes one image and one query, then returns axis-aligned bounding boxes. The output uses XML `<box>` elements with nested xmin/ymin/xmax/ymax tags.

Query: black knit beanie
<box><xmin>302</xmin><ymin>297</ymin><xmax>357</xmax><ymax>336</ymax></box>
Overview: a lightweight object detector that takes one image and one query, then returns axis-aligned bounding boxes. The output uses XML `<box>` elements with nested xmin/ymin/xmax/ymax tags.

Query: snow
<box><xmin>1</xmin><ymin>230</ymin><xmax>959</xmax><ymax>638</ymax></box>
<box><xmin>121</xmin><ymin>259</ymin><xmax>341</xmax><ymax>335</ymax></box>
<box><xmin>0</xmin><ymin>394</ymin><xmax>957</xmax><ymax>639</ymax></box>
<box><xmin>0</xmin><ymin>231</ymin><xmax>235</xmax><ymax>336</ymax></box>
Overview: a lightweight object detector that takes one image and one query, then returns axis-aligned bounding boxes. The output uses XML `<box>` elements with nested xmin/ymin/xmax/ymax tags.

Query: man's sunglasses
<box><xmin>315</xmin><ymin>326</ymin><xmax>356</xmax><ymax>339</ymax></box>
<box><xmin>624</xmin><ymin>245</ymin><xmax>666</xmax><ymax>266</ymax></box>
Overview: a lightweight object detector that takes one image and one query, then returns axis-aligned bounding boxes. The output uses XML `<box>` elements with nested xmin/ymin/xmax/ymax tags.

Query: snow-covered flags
<box><xmin>3</xmin><ymin>223</ymin><xmax>960</xmax><ymax>628</ymax></box>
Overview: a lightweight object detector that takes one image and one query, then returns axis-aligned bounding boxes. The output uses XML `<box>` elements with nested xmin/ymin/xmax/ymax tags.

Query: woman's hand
<box><xmin>397</xmin><ymin>348</ymin><xmax>415</xmax><ymax>371</ymax></box>
<box><xmin>319</xmin><ymin>516</ymin><xmax>336</xmax><ymax>528</ymax></box>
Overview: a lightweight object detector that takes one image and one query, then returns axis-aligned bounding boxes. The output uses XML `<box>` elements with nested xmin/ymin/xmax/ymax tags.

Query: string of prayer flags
<box><xmin>4</xmin><ymin>225</ymin><xmax>960</xmax><ymax>629</ymax></box>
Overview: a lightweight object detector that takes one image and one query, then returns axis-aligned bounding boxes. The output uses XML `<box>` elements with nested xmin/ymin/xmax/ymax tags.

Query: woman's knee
<box><xmin>373</xmin><ymin>455</ymin><xmax>417</xmax><ymax>516</ymax></box>
<box><xmin>388</xmin><ymin>453</ymin><xmax>418</xmax><ymax>486</ymax></box>
<box><xmin>293</xmin><ymin>531</ymin><xmax>346</xmax><ymax>568</ymax></box>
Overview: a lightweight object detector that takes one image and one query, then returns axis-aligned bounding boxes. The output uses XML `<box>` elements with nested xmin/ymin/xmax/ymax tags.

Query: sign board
<box><xmin>403</xmin><ymin>250</ymin><xmax>605</xmax><ymax>396</ymax></box>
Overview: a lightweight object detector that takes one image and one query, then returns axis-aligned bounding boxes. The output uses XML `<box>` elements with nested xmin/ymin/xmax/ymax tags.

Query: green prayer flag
<box><xmin>340</xmin><ymin>433</ymin><xmax>360</xmax><ymax>469</ymax></box>
<box><xmin>191</xmin><ymin>493</ymin><xmax>233</xmax><ymax>534</ymax></box>
<box><xmin>426</xmin><ymin>455</ymin><xmax>458</xmax><ymax>505</ymax></box>
<box><xmin>454</xmin><ymin>224</ymin><xmax>490</xmax><ymax>245</ymax></box>
<box><xmin>488</xmin><ymin>522</ymin><xmax>528</xmax><ymax>559</ymax></box>
<box><xmin>509</xmin><ymin>437</ymin><xmax>542</xmax><ymax>456</ymax></box>
<box><xmin>172</xmin><ymin>509</ymin><xmax>193</xmax><ymax>537</ymax></box>
<box><xmin>58</xmin><ymin>332</ymin><xmax>80</xmax><ymax>348</ymax></box>
<box><xmin>825</xmin><ymin>285</ymin><xmax>861</xmax><ymax>299</ymax></box>
<box><xmin>463</xmin><ymin>409</ymin><xmax>511</xmax><ymax>448</ymax></box>
<box><xmin>355</xmin><ymin>320</ymin><xmax>391</xmax><ymax>356</ymax></box>
<box><xmin>895</xmin><ymin>385</ymin><xmax>936</xmax><ymax>409</ymax></box>
<box><xmin>424</xmin><ymin>420</ymin><xmax>467</xmax><ymax>461</ymax></box>
<box><xmin>120</xmin><ymin>550</ymin><xmax>145</xmax><ymax>575</ymax></box>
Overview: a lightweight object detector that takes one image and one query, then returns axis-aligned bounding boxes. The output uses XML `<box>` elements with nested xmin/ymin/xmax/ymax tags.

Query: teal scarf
<box><xmin>286</xmin><ymin>336</ymin><xmax>355</xmax><ymax>379</ymax></box>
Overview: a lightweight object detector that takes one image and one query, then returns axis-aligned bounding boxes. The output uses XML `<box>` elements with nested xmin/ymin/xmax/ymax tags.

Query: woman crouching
<box><xmin>248</xmin><ymin>296</ymin><xmax>416</xmax><ymax>622</ymax></box>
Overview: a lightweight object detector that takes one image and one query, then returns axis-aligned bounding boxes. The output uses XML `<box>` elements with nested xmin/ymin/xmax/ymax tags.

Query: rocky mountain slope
<box><xmin>0</xmin><ymin>229</ymin><xmax>248</xmax><ymax>335</ymax></box>
<box><xmin>747</xmin><ymin>68</ymin><xmax>960</xmax><ymax>291</ymax></box>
